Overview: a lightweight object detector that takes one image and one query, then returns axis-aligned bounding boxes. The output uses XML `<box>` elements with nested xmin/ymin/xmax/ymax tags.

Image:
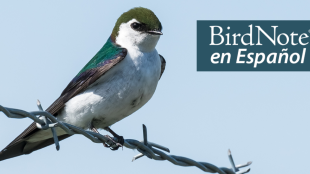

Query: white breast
<box><xmin>57</xmin><ymin>48</ymin><xmax>161</xmax><ymax>129</ymax></box>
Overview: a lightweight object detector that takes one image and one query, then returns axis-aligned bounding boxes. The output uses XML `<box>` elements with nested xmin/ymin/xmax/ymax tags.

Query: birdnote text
<box><xmin>197</xmin><ymin>21</ymin><xmax>310</xmax><ymax>71</ymax></box>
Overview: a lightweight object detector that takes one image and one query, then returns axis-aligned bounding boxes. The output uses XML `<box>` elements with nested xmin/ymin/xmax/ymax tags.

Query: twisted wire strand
<box><xmin>0</xmin><ymin>104</ymin><xmax>251</xmax><ymax>174</ymax></box>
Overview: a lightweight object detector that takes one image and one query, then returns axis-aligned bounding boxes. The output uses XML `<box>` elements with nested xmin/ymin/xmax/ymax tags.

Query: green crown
<box><xmin>111</xmin><ymin>7</ymin><xmax>162</xmax><ymax>40</ymax></box>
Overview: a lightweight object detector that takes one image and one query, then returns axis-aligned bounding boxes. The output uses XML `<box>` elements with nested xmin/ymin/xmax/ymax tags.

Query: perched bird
<box><xmin>0</xmin><ymin>7</ymin><xmax>166</xmax><ymax>161</ymax></box>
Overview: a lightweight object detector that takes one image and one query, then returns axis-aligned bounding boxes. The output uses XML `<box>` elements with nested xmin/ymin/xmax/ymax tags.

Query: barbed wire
<box><xmin>0</xmin><ymin>101</ymin><xmax>252</xmax><ymax>174</ymax></box>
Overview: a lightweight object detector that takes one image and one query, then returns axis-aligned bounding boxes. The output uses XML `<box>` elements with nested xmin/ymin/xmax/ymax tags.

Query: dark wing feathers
<box><xmin>47</xmin><ymin>52</ymin><xmax>126</xmax><ymax>115</ymax></box>
<box><xmin>159</xmin><ymin>54</ymin><xmax>166</xmax><ymax>79</ymax></box>
<box><xmin>0</xmin><ymin>42</ymin><xmax>127</xmax><ymax>161</ymax></box>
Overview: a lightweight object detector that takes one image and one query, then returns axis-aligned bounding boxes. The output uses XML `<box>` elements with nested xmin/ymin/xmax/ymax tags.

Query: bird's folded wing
<box><xmin>159</xmin><ymin>54</ymin><xmax>166</xmax><ymax>79</ymax></box>
<box><xmin>0</xmin><ymin>37</ymin><xmax>127</xmax><ymax>161</ymax></box>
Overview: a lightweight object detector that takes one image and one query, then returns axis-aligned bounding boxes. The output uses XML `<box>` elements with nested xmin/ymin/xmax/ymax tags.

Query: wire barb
<box><xmin>0</xmin><ymin>102</ymin><xmax>252</xmax><ymax>174</ymax></box>
<box><xmin>36</xmin><ymin>100</ymin><xmax>60</xmax><ymax>150</ymax></box>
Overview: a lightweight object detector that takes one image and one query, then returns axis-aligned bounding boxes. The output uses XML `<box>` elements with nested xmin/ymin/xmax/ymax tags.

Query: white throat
<box><xmin>115</xmin><ymin>19</ymin><xmax>160</xmax><ymax>53</ymax></box>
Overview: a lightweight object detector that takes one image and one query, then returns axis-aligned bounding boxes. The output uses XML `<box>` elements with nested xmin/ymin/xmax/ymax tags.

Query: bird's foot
<box><xmin>103</xmin><ymin>135</ymin><xmax>124</xmax><ymax>150</ymax></box>
<box><xmin>90</xmin><ymin>122</ymin><xmax>124</xmax><ymax>150</ymax></box>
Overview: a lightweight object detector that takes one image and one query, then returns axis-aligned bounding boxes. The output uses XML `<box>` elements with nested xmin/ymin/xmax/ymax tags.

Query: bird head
<box><xmin>111</xmin><ymin>7</ymin><xmax>162</xmax><ymax>52</ymax></box>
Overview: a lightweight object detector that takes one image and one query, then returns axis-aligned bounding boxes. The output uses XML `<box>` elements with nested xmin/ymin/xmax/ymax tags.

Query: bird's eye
<box><xmin>131</xmin><ymin>22</ymin><xmax>142</xmax><ymax>30</ymax></box>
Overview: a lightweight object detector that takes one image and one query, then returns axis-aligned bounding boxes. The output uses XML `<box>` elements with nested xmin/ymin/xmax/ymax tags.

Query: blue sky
<box><xmin>0</xmin><ymin>1</ymin><xmax>309</xmax><ymax>174</ymax></box>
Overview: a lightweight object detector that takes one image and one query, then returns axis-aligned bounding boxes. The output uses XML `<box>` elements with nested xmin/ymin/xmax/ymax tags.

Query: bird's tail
<box><xmin>0</xmin><ymin>122</ymin><xmax>71</xmax><ymax>161</ymax></box>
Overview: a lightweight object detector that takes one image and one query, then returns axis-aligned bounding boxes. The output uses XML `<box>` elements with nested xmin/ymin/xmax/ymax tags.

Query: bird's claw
<box><xmin>103</xmin><ymin>135</ymin><xmax>124</xmax><ymax>150</ymax></box>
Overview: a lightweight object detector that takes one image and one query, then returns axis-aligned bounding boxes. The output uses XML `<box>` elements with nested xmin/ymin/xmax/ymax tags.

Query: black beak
<box><xmin>147</xmin><ymin>30</ymin><xmax>163</xmax><ymax>35</ymax></box>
